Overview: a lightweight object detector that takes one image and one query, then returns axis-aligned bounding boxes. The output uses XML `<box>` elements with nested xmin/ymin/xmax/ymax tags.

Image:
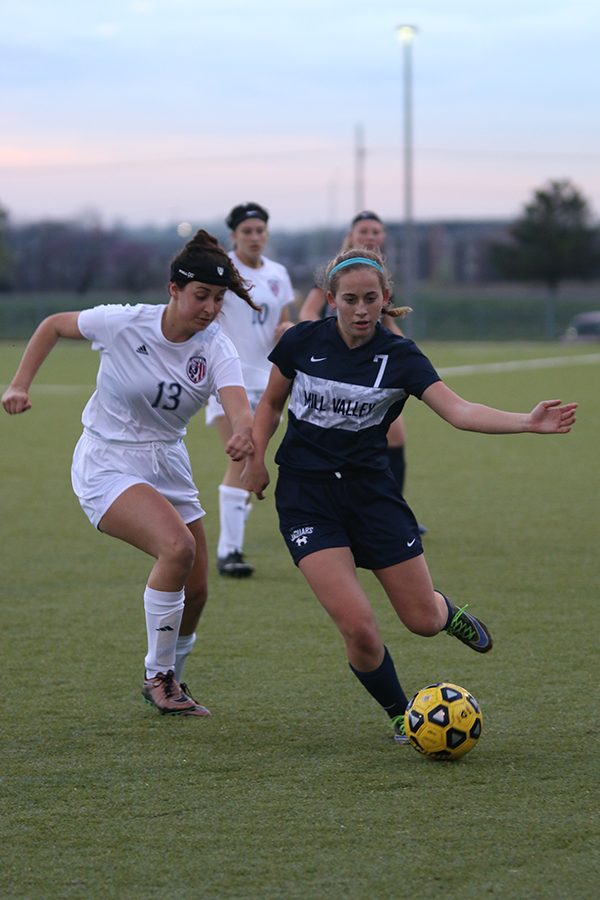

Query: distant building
<box><xmin>385</xmin><ymin>220</ymin><xmax>510</xmax><ymax>284</ymax></box>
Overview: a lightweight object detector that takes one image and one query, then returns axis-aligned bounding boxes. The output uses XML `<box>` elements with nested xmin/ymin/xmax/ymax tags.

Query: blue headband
<box><xmin>328</xmin><ymin>257</ymin><xmax>384</xmax><ymax>279</ymax></box>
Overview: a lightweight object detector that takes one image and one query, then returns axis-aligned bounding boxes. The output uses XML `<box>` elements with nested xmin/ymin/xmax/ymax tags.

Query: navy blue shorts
<box><xmin>275</xmin><ymin>468</ymin><xmax>424</xmax><ymax>569</ymax></box>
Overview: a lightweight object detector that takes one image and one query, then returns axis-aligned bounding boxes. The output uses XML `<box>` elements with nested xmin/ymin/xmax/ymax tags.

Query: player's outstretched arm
<box><xmin>241</xmin><ymin>365</ymin><xmax>292</xmax><ymax>499</ymax></box>
<box><xmin>421</xmin><ymin>381</ymin><xmax>578</xmax><ymax>435</ymax></box>
<box><xmin>2</xmin><ymin>312</ymin><xmax>85</xmax><ymax>415</ymax></box>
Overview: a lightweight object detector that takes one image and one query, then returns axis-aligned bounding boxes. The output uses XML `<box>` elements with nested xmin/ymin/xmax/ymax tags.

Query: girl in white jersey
<box><xmin>2</xmin><ymin>230</ymin><xmax>260</xmax><ymax>718</ymax></box>
<box><xmin>206</xmin><ymin>202</ymin><xmax>295</xmax><ymax>577</ymax></box>
<box><xmin>243</xmin><ymin>249</ymin><xmax>577</xmax><ymax>744</ymax></box>
<box><xmin>299</xmin><ymin>211</ymin><xmax>426</xmax><ymax>533</ymax></box>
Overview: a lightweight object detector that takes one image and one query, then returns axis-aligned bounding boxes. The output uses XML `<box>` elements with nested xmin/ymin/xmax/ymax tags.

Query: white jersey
<box><xmin>217</xmin><ymin>251</ymin><xmax>294</xmax><ymax>391</ymax></box>
<box><xmin>77</xmin><ymin>303</ymin><xmax>243</xmax><ymax>442</ymax></box>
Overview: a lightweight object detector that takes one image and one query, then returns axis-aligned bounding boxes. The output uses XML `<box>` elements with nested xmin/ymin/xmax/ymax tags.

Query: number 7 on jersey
<box><xmin>372</xmin><ymin>354</ymin><xmax>389</xmax><ymax>388</ymax></box>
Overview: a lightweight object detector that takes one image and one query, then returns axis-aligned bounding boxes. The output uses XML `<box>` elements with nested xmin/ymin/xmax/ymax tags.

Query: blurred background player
<box><xmin>206</xmin><ymin>202</ymin><xmax>295</xmax><ymax>577</ymax></box>
<box><xmin>299</xmin><ymin>210</ymin><xmax>425</xmax><ymax>532</ymax></box>
<box><xmin>2</xmin><ymin>229</ymin><xmax>258</xmax><ymax>716</ymax></box>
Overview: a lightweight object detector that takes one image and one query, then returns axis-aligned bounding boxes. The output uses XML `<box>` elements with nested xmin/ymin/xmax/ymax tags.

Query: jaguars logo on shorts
<box><xmin>186</xmin><ymin>356</ymin><xmax>207</xmax><ymax>384</ymax></box>
<box><xmin>289</xmin><ymin>525</ymin><xmax>314</xmax><ymax>547</ymax></box>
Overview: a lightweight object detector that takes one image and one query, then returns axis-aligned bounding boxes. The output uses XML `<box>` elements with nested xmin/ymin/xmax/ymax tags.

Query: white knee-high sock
<box><xmin>144</xmin><ymin>586</ymin><xmax>185</xmax><ymax>678</ymax></box>
<box><xmin>217</xmin><ymin>485</ymin><xmax>251</xmax><ymax>558</ymax></box>
<box><xmin>174</xmin><ymin>632</ymin><xmax>197</xmax><ymax>682</ymax></box>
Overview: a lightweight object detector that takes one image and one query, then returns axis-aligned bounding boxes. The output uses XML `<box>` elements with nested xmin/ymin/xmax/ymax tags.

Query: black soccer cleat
<box><xmin>445</xmin><ymin>603</ymin><xmax>493</xmax><ymax>653</ymax></box>
<box><xmin>216</xmin><ymin>550</ymin><xmax>254</xmax><ymax>578</ymax></box>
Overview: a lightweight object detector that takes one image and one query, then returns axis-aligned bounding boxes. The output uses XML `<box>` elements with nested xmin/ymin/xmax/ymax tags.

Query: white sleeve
<box><xmin>77</xmin><ymin>306</ymin><xmax>111</xmax><ymax>349</ymax></box>
<box><xmin>213</xmin><ymin>354</ymin><xmax>245</xmax><ymax>391</ymax></box>
<box><xmin>211</xmin><ymin>333</ymin><xmax>245</xmax><ymax>391</ymax></box>
<box><xmin>77</xmin><ymin>304</ymin><xmax>134</xmax><ymax>351</ymax></box>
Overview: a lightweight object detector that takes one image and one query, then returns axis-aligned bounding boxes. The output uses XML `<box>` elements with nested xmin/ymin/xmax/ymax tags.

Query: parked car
<box><xmin>562</xmin><ymin>311</ymin><xmax>600</xmax><ymax>342</ymax></box>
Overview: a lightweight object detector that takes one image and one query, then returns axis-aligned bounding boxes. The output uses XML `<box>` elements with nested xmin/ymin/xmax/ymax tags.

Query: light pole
<box><xmin>396</xmin><ymin>24</ymin><xmax>417</xmax><ymax>311</ymax></box>
<box><xmin>354</xmin><ymin>123</ymin><xmax>366</xmax><ymax>213</ymax></box>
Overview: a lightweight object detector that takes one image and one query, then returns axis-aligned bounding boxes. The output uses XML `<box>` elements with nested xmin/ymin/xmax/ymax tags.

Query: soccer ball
<box><xmin>404</xmin><ymin>682</ymin><xmax>483</xmax><ymax>760</ymax></box>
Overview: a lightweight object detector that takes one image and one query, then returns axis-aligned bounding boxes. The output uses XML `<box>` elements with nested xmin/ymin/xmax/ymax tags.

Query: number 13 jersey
<box><xmin>77</xmin><ymin>303</ymin><xmax>243</xmax><ymax>443</ymax></box>
<box><xmin>268</xmin><ymin>318</ymin><xmax>441</xmax><ymax>474</ymax></box>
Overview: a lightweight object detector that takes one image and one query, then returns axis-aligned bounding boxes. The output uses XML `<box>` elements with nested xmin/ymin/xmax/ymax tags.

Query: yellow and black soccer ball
<box><xmin>404</xmin><ymin>682</ymin><xmax>483</xmax><ymax>760</ymax></box>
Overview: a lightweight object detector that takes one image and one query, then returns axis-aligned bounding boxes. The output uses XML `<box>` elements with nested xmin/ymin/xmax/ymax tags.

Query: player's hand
<box><xmin>2</xmin><ymin>386</ymin><xmax>32</xmax><ymax>414</ymax></box>
<box><xmin>528</xmin><ymin>399</ymin><xmax>578</xmax><ymax>434</ymax></box>
<box><xmin>241</xmin><ymin>460</ymin><xmax>270</xmax><ymax>500</ymax></box>
<box><xmin>225</xmin><ymin>432</ymin><xmax>255</xmax><ymax>461</ymax></box>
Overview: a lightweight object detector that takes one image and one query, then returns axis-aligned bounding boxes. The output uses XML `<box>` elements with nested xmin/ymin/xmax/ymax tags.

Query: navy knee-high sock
<box><xmin>440</xmin><ymin>591</ymin><xmax>457</xmax><ymax>630</ymax></box>
<box><xmin>387</xmin><ymin>446</ymin><xmax>406</xmax><ymax>495</ymax></box>
<box><xmin>349</xmin><ymin>646</ymin><xmax>409</xmax><ymax>719</ymax></box>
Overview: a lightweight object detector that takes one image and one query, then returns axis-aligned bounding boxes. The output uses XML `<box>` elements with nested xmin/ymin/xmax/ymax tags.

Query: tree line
<box><xmin>0</xmin><ymin>179</ymin><xmax>598</xmax><ymax>297</ymax></box>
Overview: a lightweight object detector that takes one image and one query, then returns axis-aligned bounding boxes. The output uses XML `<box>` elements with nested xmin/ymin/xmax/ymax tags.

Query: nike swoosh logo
<box><xmin>310</xmin><ymin>356</ymin><xmax>327</xmax><ymax>362</ymax></box>
<box><xmin>407</xmin><ymin>538</ymin><xmax>417</xmax><ymax>547</ymax></box>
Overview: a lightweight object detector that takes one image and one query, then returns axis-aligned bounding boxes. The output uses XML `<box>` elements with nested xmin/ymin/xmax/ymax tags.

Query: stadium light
<box><xmin>396</xmin><ymin>24</ymin><xmax>418</xmax><ymax>311</ymax></box>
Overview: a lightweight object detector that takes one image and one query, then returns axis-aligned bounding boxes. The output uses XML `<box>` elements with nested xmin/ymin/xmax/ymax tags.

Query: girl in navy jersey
<box><xmin>243</xmin><ymin>249</ymin><xmax>577</xmax><ymax>743</ymax></box>
<box><xmin>299</xmin><ymin>210</ymin><xmax>424</xmax><ymax>532</ymax></box>
<box><xmin>2</xmin><ymin>230</ymin><xmax>259</xmax><ymax>718</ymax></box>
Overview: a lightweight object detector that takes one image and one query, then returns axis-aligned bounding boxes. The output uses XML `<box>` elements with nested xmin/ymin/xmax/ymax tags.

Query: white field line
<box><xmin>18</xmin><ymin>384</ymin><xmax>94</xmax><ymax>394</ymax></box>
<box><xmin>437</xmin><ymin>352</ymin><xmax>600</xmax><ymax>378</ymax></box>
<box><xmin>2</xmin><ymin>353</ymin><xmax>599</xmax><ymax>394</ymax></box>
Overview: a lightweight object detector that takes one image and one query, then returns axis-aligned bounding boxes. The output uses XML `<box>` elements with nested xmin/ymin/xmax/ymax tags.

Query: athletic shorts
<box><xmin>71</xmin><ymin>430</ymin><xmax>205</xmax><ymax>529</ymax></box>
<box><xmin>205</xmin><ymin>389</ymin><xmax>262</xmax><ymax>426</ymax></box>
<box><xmin>275</xmin><ymin>468</ymin><xmax>423</xmax><ymax>569</ymax></box>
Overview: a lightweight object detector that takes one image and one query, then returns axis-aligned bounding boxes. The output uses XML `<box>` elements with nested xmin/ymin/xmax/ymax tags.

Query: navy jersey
<box><xmin>268</xmin><ymin>318</ymin><xmax>441</xmax><ymax>474</ymax></box>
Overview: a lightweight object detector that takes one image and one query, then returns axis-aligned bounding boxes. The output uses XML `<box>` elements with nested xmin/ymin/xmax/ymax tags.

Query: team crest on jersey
<box><xmin>186</xmin><ymin>356</ymin><xmax>207</xmax><ymax>384</ymax></box>
<box><xmin>268</xmin><ymin>279</ymin><xmax>280</xmax><ymax>298</ymax></box>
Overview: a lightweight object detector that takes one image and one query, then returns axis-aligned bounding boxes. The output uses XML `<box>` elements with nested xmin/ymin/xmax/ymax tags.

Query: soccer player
<box><xmin>242</xmin><ymin>249</ymin><xmax>577</xmax><ymax>743</ymax></box>
<box><xmin>299</xmin><ymin>211</ymin><xmax>424</xmax><ymax>531</ymax></box>
<box><xmin>206</xmin><ymin>202</ymin><xmax>295</xmax><ymax>577</ymax></box>
<box><xmin>2</xmin><ymin>230</ymin><xmax>259</xmax><ymax>717</ymax></box>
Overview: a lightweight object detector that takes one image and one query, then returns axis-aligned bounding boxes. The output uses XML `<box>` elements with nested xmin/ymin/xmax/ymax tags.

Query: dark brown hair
<box><xmin>170</xmin><ymin>229</ymin><xmax>261</xmax><ymax>311</ymax></box>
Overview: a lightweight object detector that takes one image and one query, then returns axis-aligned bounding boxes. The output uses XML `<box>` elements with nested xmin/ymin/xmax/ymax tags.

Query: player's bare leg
<box><xmin>298</xmin><ymin>547</ymin><xmax>410</xmax><ymax>739</ymax></box>
<box><xmin>374</xmin><ymin>556</ymin><xmax>493</xmax><ymax>653</ymax></box>
<box><xmin>99</xmin><ymin>484</ymin><xmax>210</xmax><ymax>715</ymax></box>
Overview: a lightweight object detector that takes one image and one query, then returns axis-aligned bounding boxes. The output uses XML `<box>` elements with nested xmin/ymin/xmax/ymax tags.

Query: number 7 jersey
<box><xmin>268</xmin><ymin>318</ymin><xmax>441</xmax><ymax>474</ymax></box>
<box><xmin>77</xmin><ymin>303</ymin><xmax>244</xmax><ymax>442</ymax></box>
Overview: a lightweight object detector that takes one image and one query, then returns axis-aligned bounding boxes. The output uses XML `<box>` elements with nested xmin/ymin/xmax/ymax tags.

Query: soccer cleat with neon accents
<box><xmin>445</xmin><ymin>603</ymin><xmax>493</xmax><ymax>653</ymax></box>
<box><xmin>390</xmin><ymin>715</ymin><xmax>410</xmax><ymax>745</ymax></box>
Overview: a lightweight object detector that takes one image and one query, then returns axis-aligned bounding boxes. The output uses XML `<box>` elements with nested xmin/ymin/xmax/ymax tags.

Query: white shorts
<box><xmin>71</xmin><ymin>431</ymin><xmax>205</xmax><ymax>529</ymax></box>
<box><xmin>205</xmin><ymin>389</ymin><xmax>263</xmax><ymax>426</ymax></box>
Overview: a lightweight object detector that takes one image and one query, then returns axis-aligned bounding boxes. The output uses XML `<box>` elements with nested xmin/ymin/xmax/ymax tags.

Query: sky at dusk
<box><xmin>1</xmin><ymin>0</ymin><xmax>599</xmax><ymax>230</ymax></box>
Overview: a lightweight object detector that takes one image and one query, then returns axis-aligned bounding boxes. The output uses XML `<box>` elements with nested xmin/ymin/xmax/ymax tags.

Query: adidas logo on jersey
<box><xmin>136</xmin><ymin>344</ymin><xmax>148</xmax><ymax>355</ymax></box>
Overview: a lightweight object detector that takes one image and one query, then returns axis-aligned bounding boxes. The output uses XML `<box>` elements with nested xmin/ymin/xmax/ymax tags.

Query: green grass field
<box><xmin>1</xmin><ymin>340</ymin><xmax>598</xmax><ymax>899</ymax></box>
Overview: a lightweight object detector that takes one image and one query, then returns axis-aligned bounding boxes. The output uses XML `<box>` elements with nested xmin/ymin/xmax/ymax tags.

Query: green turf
<box><xmin>1</xmin><ymin>341</ymin><xmax>598</xmax><ymax>898</ymax></box>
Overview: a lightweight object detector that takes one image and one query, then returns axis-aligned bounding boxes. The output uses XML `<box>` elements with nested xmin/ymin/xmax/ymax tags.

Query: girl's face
<box><xmin>166</xmin><ymin>280</ymin><xmax>226</xmax><ymax>338</ymax></box>
<box><xmin>349</xmin><ymin>219</ymin><xmax>385</xmax><ymax>252</ymax></box>
<box><xmin>327</xmin><ymin>268</ymin><xmax>389</xmax><ymax>348</ymax></box>
<box><xmin>232</xmin><ymin>217</ymin><xmax>268</xmax><ymax>265</ymax></box>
